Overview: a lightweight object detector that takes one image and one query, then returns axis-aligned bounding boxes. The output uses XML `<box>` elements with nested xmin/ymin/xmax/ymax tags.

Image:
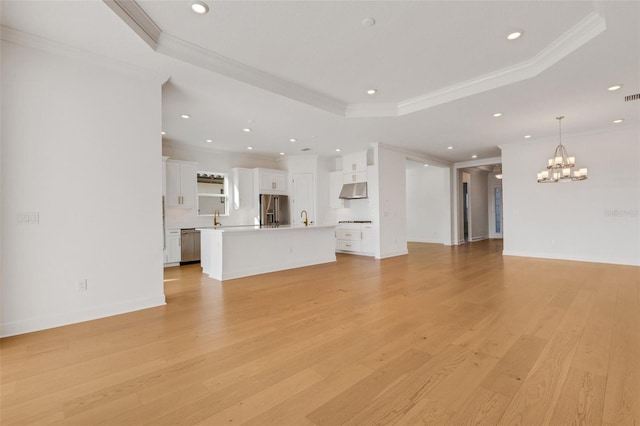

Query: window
<box><xmin>197</xmin><ymin>172</ymin><xmax>228</xmax><ymax>216</ymax></box>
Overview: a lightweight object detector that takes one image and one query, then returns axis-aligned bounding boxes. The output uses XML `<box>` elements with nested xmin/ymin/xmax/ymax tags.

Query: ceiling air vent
<box><xmin>625</xmin><ymin>93</ymin><xmax>640</xmax><ymax>102</ymax></box>
<box><xmin>301</xmin><ymin>148</ymin><xmax>311</xmax><ymax>151</ymax></box>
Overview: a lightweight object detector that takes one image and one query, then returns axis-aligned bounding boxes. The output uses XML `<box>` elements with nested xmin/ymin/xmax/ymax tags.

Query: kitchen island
<box><xmin>199</xmin><ymin>225</ymin><xmax>336</xmax><ymax>281</ymax></box>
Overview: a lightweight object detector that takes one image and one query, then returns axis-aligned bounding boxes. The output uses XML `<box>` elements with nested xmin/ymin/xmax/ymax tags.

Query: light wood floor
<box><xmin>1</xmin><ymin>240</ymin><xmax>639</xmax><ymax>425</ymax></box>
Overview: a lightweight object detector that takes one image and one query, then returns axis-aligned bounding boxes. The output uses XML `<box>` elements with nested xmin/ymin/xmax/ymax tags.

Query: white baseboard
<box><xmin>502</xmin><ymin>250</ymin><xmax>640</xmax><ymax>266</ymax></box>
<box><xmin>0</xmin><ymin>295</ymin><xmax>166</xmax><ymax>338</ymax></box>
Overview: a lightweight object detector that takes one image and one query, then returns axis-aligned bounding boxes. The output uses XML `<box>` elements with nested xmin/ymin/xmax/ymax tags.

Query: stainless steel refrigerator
<box><xmin>259</xmin><ymin>194</ymin><xmax>289</xmax><ymax>227</ymax></box>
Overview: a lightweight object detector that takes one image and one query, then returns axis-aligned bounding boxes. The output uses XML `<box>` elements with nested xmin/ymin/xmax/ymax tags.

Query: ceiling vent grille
<box><xmin>625</xmin><ymin>93</ymin><xmax>640</xmax><ymax>102</ymax></box>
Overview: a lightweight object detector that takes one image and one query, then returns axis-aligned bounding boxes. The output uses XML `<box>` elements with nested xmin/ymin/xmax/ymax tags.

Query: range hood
<box><xmin>339</xmin><ymin>182</ymin><xmax>368</xmax><ymax>199</ymax></box>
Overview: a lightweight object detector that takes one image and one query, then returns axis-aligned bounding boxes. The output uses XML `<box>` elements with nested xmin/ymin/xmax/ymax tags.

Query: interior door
<box><xmin>291</xmin><ymin>172</ymin><xmax>315</xmax><ymax>226</ymax></box>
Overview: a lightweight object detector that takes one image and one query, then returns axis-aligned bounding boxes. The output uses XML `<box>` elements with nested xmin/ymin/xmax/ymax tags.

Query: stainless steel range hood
<box><xmin>339</xmin><ymin>182</ymin><xmax>368</xmax><ymax>199</ymax></box>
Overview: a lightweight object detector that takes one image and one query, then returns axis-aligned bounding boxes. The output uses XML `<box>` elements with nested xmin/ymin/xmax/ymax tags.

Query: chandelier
<box><xmin>537</xmin><ymin>116</ymin><xmax>588</xmax><ymax>183</ymax></box>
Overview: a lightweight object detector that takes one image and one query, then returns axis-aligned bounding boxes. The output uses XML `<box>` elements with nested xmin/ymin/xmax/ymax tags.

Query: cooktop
<box><xmin>338</xmin><ymin>220</ymin><xmax>372</xmax><ymax>224</ymax></box>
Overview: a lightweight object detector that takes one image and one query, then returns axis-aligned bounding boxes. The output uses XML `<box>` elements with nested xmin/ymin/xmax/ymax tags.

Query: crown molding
<box><xmin>375</xmin><ymin>142</ymin><xmax>452</xmax><ymax>168</ymax></box>
<box><xmin>1</xmin><ymin>25</ymin><xmax>170</xmax><ymax>84</ymax></box>
<box><xmin>391</xmin><ymin>12</ymin><xmax>606</xmax><ymax>117</ymax></box>
<box><xmin>157</xmin><ymin>33</ymin><xmax>347</xmax><ymax>116</ymax></box>
<box><xmin>103</xmin><ymin>0</ymin><xmax>161</xmax><ymax>49</ymax></box>
<box><xmin>104</xmin><ymin>1</ymin><xmax>606</xmax><ymax>119</ymax></box>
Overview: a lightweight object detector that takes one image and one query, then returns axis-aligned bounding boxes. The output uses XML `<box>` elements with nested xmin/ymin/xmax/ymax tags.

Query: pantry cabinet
<box><xmin>166</xmin><ymin>160</ymin><xmax>197</xmax><ymax>208</ymax></box>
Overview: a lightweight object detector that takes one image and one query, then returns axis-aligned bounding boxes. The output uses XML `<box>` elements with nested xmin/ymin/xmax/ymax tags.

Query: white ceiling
<box><xmin>2</xmin><ymin>0</ymin><xmax>638</xmax><ymax>163</ymax></box>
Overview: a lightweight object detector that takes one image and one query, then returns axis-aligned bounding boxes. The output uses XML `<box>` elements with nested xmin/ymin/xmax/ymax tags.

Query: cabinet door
<box><xmin>273</xmin><ymin>173</ymin><xmax>287</xmax><ymax>192</ymax></box>
<box><xmin>165</xmin><ymin>162</ymin><xmax>182</xmax><ymax>207</ymax></box>
<box><xmin>179</xmin><ymin>163</ymin><xmax>197</xmax><ymax>208</ymax></box>
<box><xmin>343</xmin><ymin>171</ymin><xmax>367</xmax><ymax>184</ymax></box>
<box><xmin>165</xmin><ymin>230</ymin><xmax>181</xmax><ymax>263</ymax></box>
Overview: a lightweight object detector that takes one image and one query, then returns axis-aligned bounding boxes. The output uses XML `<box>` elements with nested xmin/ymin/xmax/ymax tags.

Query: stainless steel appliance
<box><xmin>259</xmin><ymin>194</ymin><xmax>289</xmax><ymax>227</ymax></box>
<box><xmin>180</xmin><ymin>228</ymin><xmax>201</xmax><ymax>264</ymax></box>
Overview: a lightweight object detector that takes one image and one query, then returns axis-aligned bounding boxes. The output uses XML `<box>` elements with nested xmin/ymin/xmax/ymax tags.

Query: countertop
<box><xmin>197</xmin><ymin>224</ymin><xmax>335</xmax><ymax>233</ymax></box>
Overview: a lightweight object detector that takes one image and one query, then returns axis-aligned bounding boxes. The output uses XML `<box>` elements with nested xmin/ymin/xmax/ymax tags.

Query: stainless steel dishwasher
<box><xmin>180</xmin><ymin>228</ymin><xmax>201</xmax><ymax>264</ymax></box>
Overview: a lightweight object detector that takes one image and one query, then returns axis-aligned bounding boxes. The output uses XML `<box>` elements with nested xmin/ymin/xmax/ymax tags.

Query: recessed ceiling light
<box><xmin>289</xmin><ymin>138</ymin><xmax>296</xmax><ymax>142</ymax></box>
<box><xmin>205</xmin><ymin>139</ymin><xmax>213</xmax><ymax>143</ymax></box>
<box><xmin>447</xmin><ymin>146</ymin><xmax>454</xmax><ymax>150</ymax></box>
<box><xmin>161</xmin><ymin>131</ymin><xmax>166</xmax><ymax>135</ymax></box>
<box><xmin>507</xmin><ymin>31</ymin><xmax>523</xmax><ymax>40</ymax></box>
<box><xmin>471</xmin><ymin>155</ymin><xmax>478</xmax><ymax>159</ymax></box>
<box><xmin>424</xmin><ymin>164</ymin><xmax>429</xmax><ymax>167</ymax></box>
<box><xmin>524</xmin><ymin>134</ymin><xmax>532</xmax><ymax>139</ymax></box>
<box><xmin>191</xmin><ymin>1</ymin><xmax>209</xmax><ymax>14</ymax></box>
<box><xmin>280</xmin><ymin>152</ymin><xmax>285</xmax><ymax>156</ymax></box>
<box><xmin>362</xmin><ymin>17</ymin><xmax>376</xmax><ymax>27</ymax></box>
<box><xmin>493</xmin><ymin>112</ymin><xmax>503</xmax><ymax>117</ymax></box>
<box><xmin>335</xmin><ymin>148</ymin><xmax>341</xmax><ymax>152</ymax></box>
<box><xmin>181</xmin><ymin>114</ymin><xmax>190</xmax><ymax>119</ymax></box>
<box><xmin>243</xmin><ymin>128</ymin><xmax>252</xmax><ymax>132</ymax></box>
<box><xmin>367</xmin><ymin>89</ymin><xmax>377</xmax><ymax>95</ymax></box>
<box><xmin>613</xmin><ymin>119</ymin><xmax>624</xmax><ymax>124</ymax></box>
<box><xmin>247</xmin><ymin>146</ymin><xmax>253</xmax><ymax>150</ymax></box>
<box><xmin>608</xmin><ymin>85</ymin><xmax>622</xmax><ymax>91</ymax></box>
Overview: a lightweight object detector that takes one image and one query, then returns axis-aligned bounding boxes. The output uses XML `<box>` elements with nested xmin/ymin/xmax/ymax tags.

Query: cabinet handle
<box><xmin>345</xmin><ymin>233</ymin><xmax>351</xmax><ymax>237</ymax></box>
<box><xmin>346</xmin><ymin>244</ymin><xmax>351</xmax><ymax>247</ymax></box>
<box><xmin>352</xmin><ymin>163</ymin><xmax>356</xmax><ymax>171</ymax></box>
<box><xmin>352</xmin><ymin>174</ymin><xmax>356</xmax><ymax>182</ymax></box>
<box><xmin>361</xmin><ymin>232</ymin><xmax>363</xmax><ymax>239</ymax></box>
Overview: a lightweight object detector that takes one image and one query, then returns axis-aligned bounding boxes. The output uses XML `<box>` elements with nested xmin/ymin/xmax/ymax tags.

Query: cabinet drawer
<box><xmin>337</xmin><ymin>239</ymin><xmax>361</xmax><ymax>252</ymax></box>
<box><xmin>336</xmin><ymin>229</ymin><xmax>360</xmax><ymax>240</ymax></box>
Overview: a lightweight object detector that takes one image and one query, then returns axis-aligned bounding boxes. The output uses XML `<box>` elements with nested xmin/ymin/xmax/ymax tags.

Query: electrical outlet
<box><xmin>78</xmin><ymin>279</ymin><xmax>88</xmax><ymax>292</ymax></box>
<box><xmin>17</xmin><ymin>212</ymin><xmax>39</xmax><ymax>224</ymax></box>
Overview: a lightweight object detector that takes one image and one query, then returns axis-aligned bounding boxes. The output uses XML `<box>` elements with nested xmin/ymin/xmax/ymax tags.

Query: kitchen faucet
<box><xmin>301</xmin><ymin>210</ymin><xmax>309</xmax><ymax>226</ymax></box>
<box><xmin>214</xmin><ymin>210</ymin><xmax>220</xmax><ymax>227</ymax></box>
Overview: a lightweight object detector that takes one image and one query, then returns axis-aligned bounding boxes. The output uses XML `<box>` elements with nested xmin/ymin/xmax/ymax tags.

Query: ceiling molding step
<box><xmin>376</xmin><ymin>142</ymin><xmax>452</xmax><ymax>168</ymax></box>
<box><xmin>454</xmin><ymin>156</ymin><xmax>503</xmax><ymax>169</ymax></box>
<box><xmin>394</xmin><ymin>12</ymin><xmax>606</xmax><ymax>117</ymax></box>
<box><xmin>156</xmin><ymin>33</ymin><xmax>348</xmax><ymax>116</ymax></box>
<box><xmin>345</xmin><ymin>103</ymin><xmax>399</xmax><ymax>118</ymax></box>
<box><xmin>102</xmin><ymin>0</ymin><xmax>161</xmax><ymax>49</ymax></box>
<box><xmin>0</xmin><ymin>25</ymin><xmax>170</xmax><ymax>84</ymax></box>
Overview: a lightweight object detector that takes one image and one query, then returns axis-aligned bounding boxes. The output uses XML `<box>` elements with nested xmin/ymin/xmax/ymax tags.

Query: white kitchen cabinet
<box><xmin>343</xmin><ymin>170</ymin><xmax>367</xmax><ymax>184</ymax></box>
<box><xmin>342</xmin><ymin>151</ymin><xmax>368</xmax><ymax>185</ymax></box>
<box><xmin>329</xmin><ymin>171</ymin><xmax>344</xmax><ymax>209</ymax></box>
<box><xmin>335</xmin><ymin>223</ymin><xmax>377</xmax><ymax>256</ymax></box>
<box><xmin>164</xmin><ymin>229</ymin><xmax>181</xmax><ymax>265</ymax></box>
<box><xmin>256</xmin><ymin>168</ymin><xmax>287</xmax><ymax>194</ymax></box>
<box><xmin>360</xmin><ymin>223</ymin><xmax>377</xmax><ymax>255</ymax></box>
<box><xmin>342</xmin><ymin>151</ymin><xmax>367</xmax><ymax>172</ymax></box>
<box><xmin>166</xmin><ymin>160</ymin><xmax>197</xmax><ymax>208</ymax></box>
<box><xmin>232</xmin><ymin>167</ymin><xmax>255</xmax><ymax>209</ymax></box>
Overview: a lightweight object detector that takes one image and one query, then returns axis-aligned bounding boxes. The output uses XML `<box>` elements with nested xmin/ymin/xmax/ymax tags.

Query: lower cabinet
<box><xmin>335</xmin><ymin>223</ymin><xmax>377</xmax><ymax>256</ymax></box>
<box><xmin>164</xmin><ymin>229</ymin><xmax>181</xmax><ymax>265</ymax></box>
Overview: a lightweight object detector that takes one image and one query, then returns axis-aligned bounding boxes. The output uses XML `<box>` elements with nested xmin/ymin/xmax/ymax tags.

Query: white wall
<box><xmin>406</xmin><ymin>165</ymin><xmax>450</xmax><ymax>244</ymax></box>
<box><xmin>162</xmin><ymin>141</ymin><xmax>282</xmax><ymax>229</ymax></box>
<box><xmin>502</xmin><ymin>124</ymin><xmax>640</xmax><ymax>266</ymax></box>
<box><xmin>375</xmin><ymin>144</ymin><xmax>408</xmax><ymax>258</ymax></box>
<box><xmin>1</xmin><ymin>41</ymin><xmax>165</xmax><ymax>336</ymax></box>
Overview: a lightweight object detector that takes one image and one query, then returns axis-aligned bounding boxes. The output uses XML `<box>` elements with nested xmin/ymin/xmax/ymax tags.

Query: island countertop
<box><xmin>199</xmin><ymin>224</ymin><xmax>336</xmax><ymax>281</ymax></box>
<box><xmin>197</xmin><ymin>224</ymin><xmax>335</xmax><ymax>233</ymax></box>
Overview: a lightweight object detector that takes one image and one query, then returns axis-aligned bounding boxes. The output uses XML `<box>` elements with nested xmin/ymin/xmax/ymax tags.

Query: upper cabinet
<box><xmin>166</xmin><ymin>160</ymin><xmax>197</xmax><ymax>208</ymax></box>
<box><xmin>256</xmin><ymin>168</ymin><xmax>287</xmax><ymax>195</ymax></box>
<box><xmin>232</xmin><ymin>167</ymin><xmax>255</xmax><ymax>209</ymax></box>
<box><xmin>342</xmin><ymin>151</ymin><xmax>368</xmax><ymax>184</ymax></box>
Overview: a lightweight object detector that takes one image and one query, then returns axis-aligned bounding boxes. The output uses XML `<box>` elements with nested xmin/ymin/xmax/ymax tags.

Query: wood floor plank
<box><xmin>602</xmin><ymin>281</ymin><xmax>640</xmax><ymax>426</ymax></box>
<box><xmin>497</xmin><ymin>289</ymin><xmax>597</xmax><ymax>425</ymax></box>
<box><xmin>1</xmin><ymin>240</ymin><xmax>638</xmax><ymax>425</ymax></box>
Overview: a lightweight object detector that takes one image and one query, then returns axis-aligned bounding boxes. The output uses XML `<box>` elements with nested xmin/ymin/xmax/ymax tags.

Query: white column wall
<box><xmin>375</xmin><ymin>145</ymin><xmax>408</xmax><ymax>258</ymax></box>
<box><xmin>1</xmin><ymin>41</ymin><xmax>165</xmax><ymax>336</ymax></box>
<box><xmin>406</xmin><ymin>166</ymin><xmax>450</xmax><ymax>244</ymax></box>
<box><xmin>501</xmin><ymin>124</ymin><xmax>639</xmax><ymax>266</ymax></box>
